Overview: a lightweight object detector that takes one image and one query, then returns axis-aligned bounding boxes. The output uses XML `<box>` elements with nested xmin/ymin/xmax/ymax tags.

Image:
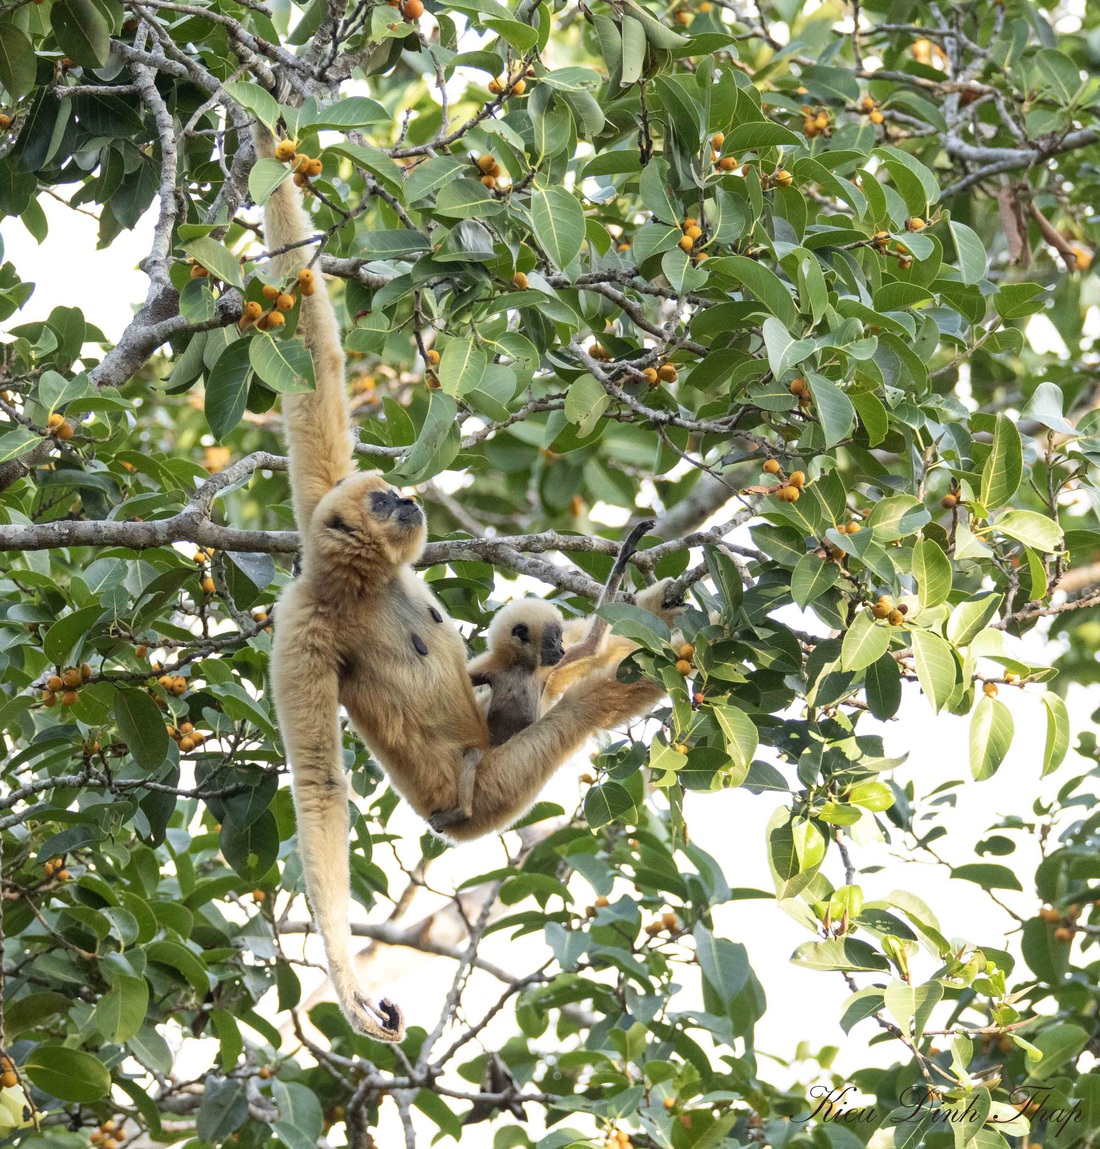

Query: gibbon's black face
<box><xmin>369</xmin><ymin>488</ymin><xmax>424</xmax><ymax>531</ymax></box>
<box><xmin>312</xmin><ymin>473</ymin><xmax>427</xmax><ymax>574</ymax></box>
<box><xmin>511</xmin><ymin>620</ymin><xmax>565</xmax><ymax>667</ymax></box>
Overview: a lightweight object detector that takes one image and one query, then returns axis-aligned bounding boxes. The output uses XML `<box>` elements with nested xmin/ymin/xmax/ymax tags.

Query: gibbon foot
<box><xmin>351</xmin><ymin>993</ymin><xmax>405</xmax><ymax>1042</ymax></box>
<box><xmin>428</xmin><ymin>805</ymin><xmax>472</xmax><ymax>834</ymax></box>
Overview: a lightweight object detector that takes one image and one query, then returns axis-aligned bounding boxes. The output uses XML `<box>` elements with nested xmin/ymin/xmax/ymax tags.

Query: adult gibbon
<box><xmin>257</xmin><ymin>128</ymin><xmax>681</xmax><ymax>1042</ymax></box>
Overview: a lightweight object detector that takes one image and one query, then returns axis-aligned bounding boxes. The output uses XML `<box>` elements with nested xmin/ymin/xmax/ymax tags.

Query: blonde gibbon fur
<box><xmin>257</xmin><ymin>126</ymin><xmax>681</xmax><ymax>1043</ymax></box>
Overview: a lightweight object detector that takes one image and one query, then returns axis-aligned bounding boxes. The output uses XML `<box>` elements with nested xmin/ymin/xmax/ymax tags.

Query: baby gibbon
<box><xmin>449</xmin><ymin>516</ymin><xmax>659</xmax><ymax>831</ymax></box>
<box><xmin>422</xmin><ymin>600</ymin><xmax>564</xmax><ymax>834</ymax></box>
<box><xmin>256</xmin><ymin>126</ymin><xmax>681</xmax><ymax>1043</ymax></box>
<box><xmin>468</xmin><ymin>599</ymin><xmax>565</xmax><ymax>746</ymax></box>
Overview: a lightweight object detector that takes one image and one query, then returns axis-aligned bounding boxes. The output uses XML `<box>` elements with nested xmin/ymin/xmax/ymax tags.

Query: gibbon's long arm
<box><xmin>269</xmin><ymin>614</ymin><xmax>403</xmax><ymax>1040</ymax></box>
<box><xmin>255</xmin><ymin>128</ymin><xmax>353</xmax><ymax>530</ymax></box>
<box><xmin>260</xmin><ymin>127</ymin><xmax>404</xmax><ymax>1042</ymax></box>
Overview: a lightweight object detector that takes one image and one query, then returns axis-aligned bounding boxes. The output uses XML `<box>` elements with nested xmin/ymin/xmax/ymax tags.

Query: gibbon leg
<box><xmin>427</xmin><ymin>747</ymin><xmax>482</xmax><ymax>834</ymax></box>
<box><xmin>272</xmin><ymin>628</ymin><xmax>404</xmax><ymax>1042</ymax></box>
<box><xmin>541</xmin><ymin>634</ymin><xmax>607</xmax><ymax>710</ymax></box>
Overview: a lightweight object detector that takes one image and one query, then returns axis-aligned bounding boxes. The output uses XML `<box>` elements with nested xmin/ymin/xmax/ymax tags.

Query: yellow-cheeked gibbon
<box><xmin>257</xmin><ymin>127</ymin><xmax>681</xmax><ymax>1042</ymax></box>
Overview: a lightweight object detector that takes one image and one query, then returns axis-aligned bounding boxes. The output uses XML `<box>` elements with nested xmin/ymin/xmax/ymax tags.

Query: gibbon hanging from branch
<box><xmin>257</xmin><ymin>127</ymin><xmax>681</xmax><ymax>1042</ymax></box>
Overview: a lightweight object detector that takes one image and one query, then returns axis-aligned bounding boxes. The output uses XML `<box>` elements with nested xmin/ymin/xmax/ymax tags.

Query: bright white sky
<box><xmin>4</xmin><ymin>190</ymin><xmax>1096</xmax><ymax>1146</ymax></box>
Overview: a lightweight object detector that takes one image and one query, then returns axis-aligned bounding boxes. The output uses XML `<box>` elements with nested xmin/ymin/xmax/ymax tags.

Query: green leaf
<box><xmin>146</xmin><ymin>940</ymin><xmax>210</xmax><ymax>993</ymax></box>
<box><xmin>868</xmin><ymin>494</ymin><xmax>929</xmax><ymax>541</ymax></box>
<box><xmin>182</xmin><ymin>237</ymin><xmax>245</xmax><ymax>290</ymax></box>
<box><xmin>1041</xmin><ymin>691</ymin><xmax>1070</xmax><ymax>777</ymax></box>
<box><xmin>693</xmin><ymin>925</ymin><xmax>749</xmax><ymax>1005</ymax></box>
<box><xmin>52</xmin><ymin>0</ymin><xmax>111</xmax><ymax>68</ymax></box>
<box><xmin>3</xmin><ymin>992</ymin><xmax>70</xmax><ymax>1037</ymax></box>
<box><xmin>883</xmin><ymin>980</ymin><xmax>942</xmax><ymax>1041</ymax></box>
<box><xmin>791</xmin><ymin>938</ymin><xmax>889</xmax><ymax>972</ymax></box>
<box><xmin>387</xmin><ymin>391</ymin><xmax>459</xmax><ymax>485</ymax></box>
<box><xmin>1028</xmin><ymin>1022</ymin><xmax>1089</xmax><ymax>1081</ymax></box>
<box><xmin>994</xmin><ymin>283</ymin><xmax>1046</xmax><ymax>320</ymax></box>
<box><xmin>114</xmin><ymin>686</ymin><xmax>171</xmax><ymax>772</ymax></box>
<box><xmin>220</xmin><ymin>810</ymin><xmax>279</xmax><ymax>882</ymax></box>
<box><xmin>197</xmin><ymin>1079</ymin><xmax>249</xmax><ymax>1143</ymax></box>
<box><xmin>970</xmin><ymin>695</ymin><xmax>1014</xmax><ymax>781</ymax></box>
<box><xmin>405</xmin><ymin>156</ymin><xmax>466</xmax><ymax>203</ymax></box>
<box><xmin>715</xmin><ymin>255</ymin><xmax>799</xmax><ymax>329</ymax></box>
<box><xmin>223</xmin><ymin>82</ymin><xmax>281</xmax><ymax>129</ymax></box>
<box><xmin>994</xmin><ymin>509</ymin><xmax>1063</xmax><ymax>553</ymax></box>
<box><xmin>205</xmin><ymin>338</ymin><xmax>253</xmax><ymax>438</ymax></box>
<box><xmin>843</xmin><ymin>611</ymin><xmax>890</xmax><ymax>673</ymax></box>
<box><xmin>434</xmin><ymin>178</ymin><xmax>502</xmax><ymax>219</ymax></box>
<box><xmin>979</xmin><ymin>415</ymin><xmax>1022</xmax><ymax>510</ymax></box>
<box><xmin>302</xmin><ymin>96</ymin><xmax>389</xmax><ymax>130</ymax></box>
<box><xmin>529</xmin><ymin>185</ymin><xmax>585</xmax><ymax>271</ymax></box>
<box><xmin>848</xmin><ymin>781</ymin><xmax>894</xmax><ymax>811</ymax></box>
<box><xmin>438</xmin><ymin>337</ymin><xmax>487</xmax><ymax>397</ymax></box>
<box><xmin>947</xmin><ymin>593</ymin><xmax>1002</xmax><ymax>647</ymax></box>
<box><xmin>1022</xmin><ymin>381</ymin><xmax>1077</xmax><ymax>435</ymax></box>
<box><xmin>725</xmin><ymin>122</ymin><xmax>802</xmax><ymax>151</ymax></box>
<box><xmin>620</xmin><ymin>15</ymin><xmax>646</xmax><ymax>86</ymax></box>
<box><xmin>249</xmin><ymin>334</ymin><xmax>315</xmax><ymax>394</ymax></box>
<box><xmin>0</xmin><ymin>21</ymin><xmax>37</xmax><ymax>99</ymax></box>
<box><xmin>43</xmin><ymin>604</ymin><xmax>103</xmax><ymax>664</ymax></box>
<box><xmin>94</xmin><ymin>975</ymin><xmax>149</xmax><ymax>1043</ymax></box>
<box><xmin>874</xmin><ymin>146</ymin><xmax>940</xmax><ymax>214</ymax></box>
<box><xmin>790</xmin><ymin>553</ymin><xmax>838</xmax><ymax>609</ymax></box>
<box><xmin>564</xmin><ymin>373</ymin><xmax>609</xmax><ymax>435</ymax></box>
<box><xmin>913</xmin><ymin>537</ymin><xmax>952</xmax><ymax>609</ymax></box>
<box><xmin>712</xmin><ymin>704</ymin><xmax>757</xmax><ymax>780</ymax></box>
<box><xmin>948</xmin><ymin>220</ymin><xmax>987</xmax><ymax>285</ymax></box>
<box><xmin>584</xmin><ymin>781</ymin><xmax>637</xmax><ymax>827</ymax></box>
<box><xmin>23</xmin><ymin>1046</ymin><xmax>111</xmax><ymax>1102</ymax></box>
<box><xmin>248</xmin><ymin>159</ymin><xmax>291</xmax><ymax>206</ymax></box>
<box><xmin>761</xmin><ymin>317</ymin><xmax>813</xmax><ymax>378</ymax></box>
<box><xmin>950</xmin><ymin>863</ymin><xmax>1021</xmax><ymax>892</ymax></box>
<box><xmin>767</xmin><ymin>808</ymin><xmax>825</xmax><ymax>900</ymax></box>
<box><xmin>810</xmin><ymin>375</ymin><xmax>856</xmax><ymax>448</ymax></box>
<box><xmin>910</xmin><ymin>629</ymin><xmax>956</xmax><ymax>713</ymax></box>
